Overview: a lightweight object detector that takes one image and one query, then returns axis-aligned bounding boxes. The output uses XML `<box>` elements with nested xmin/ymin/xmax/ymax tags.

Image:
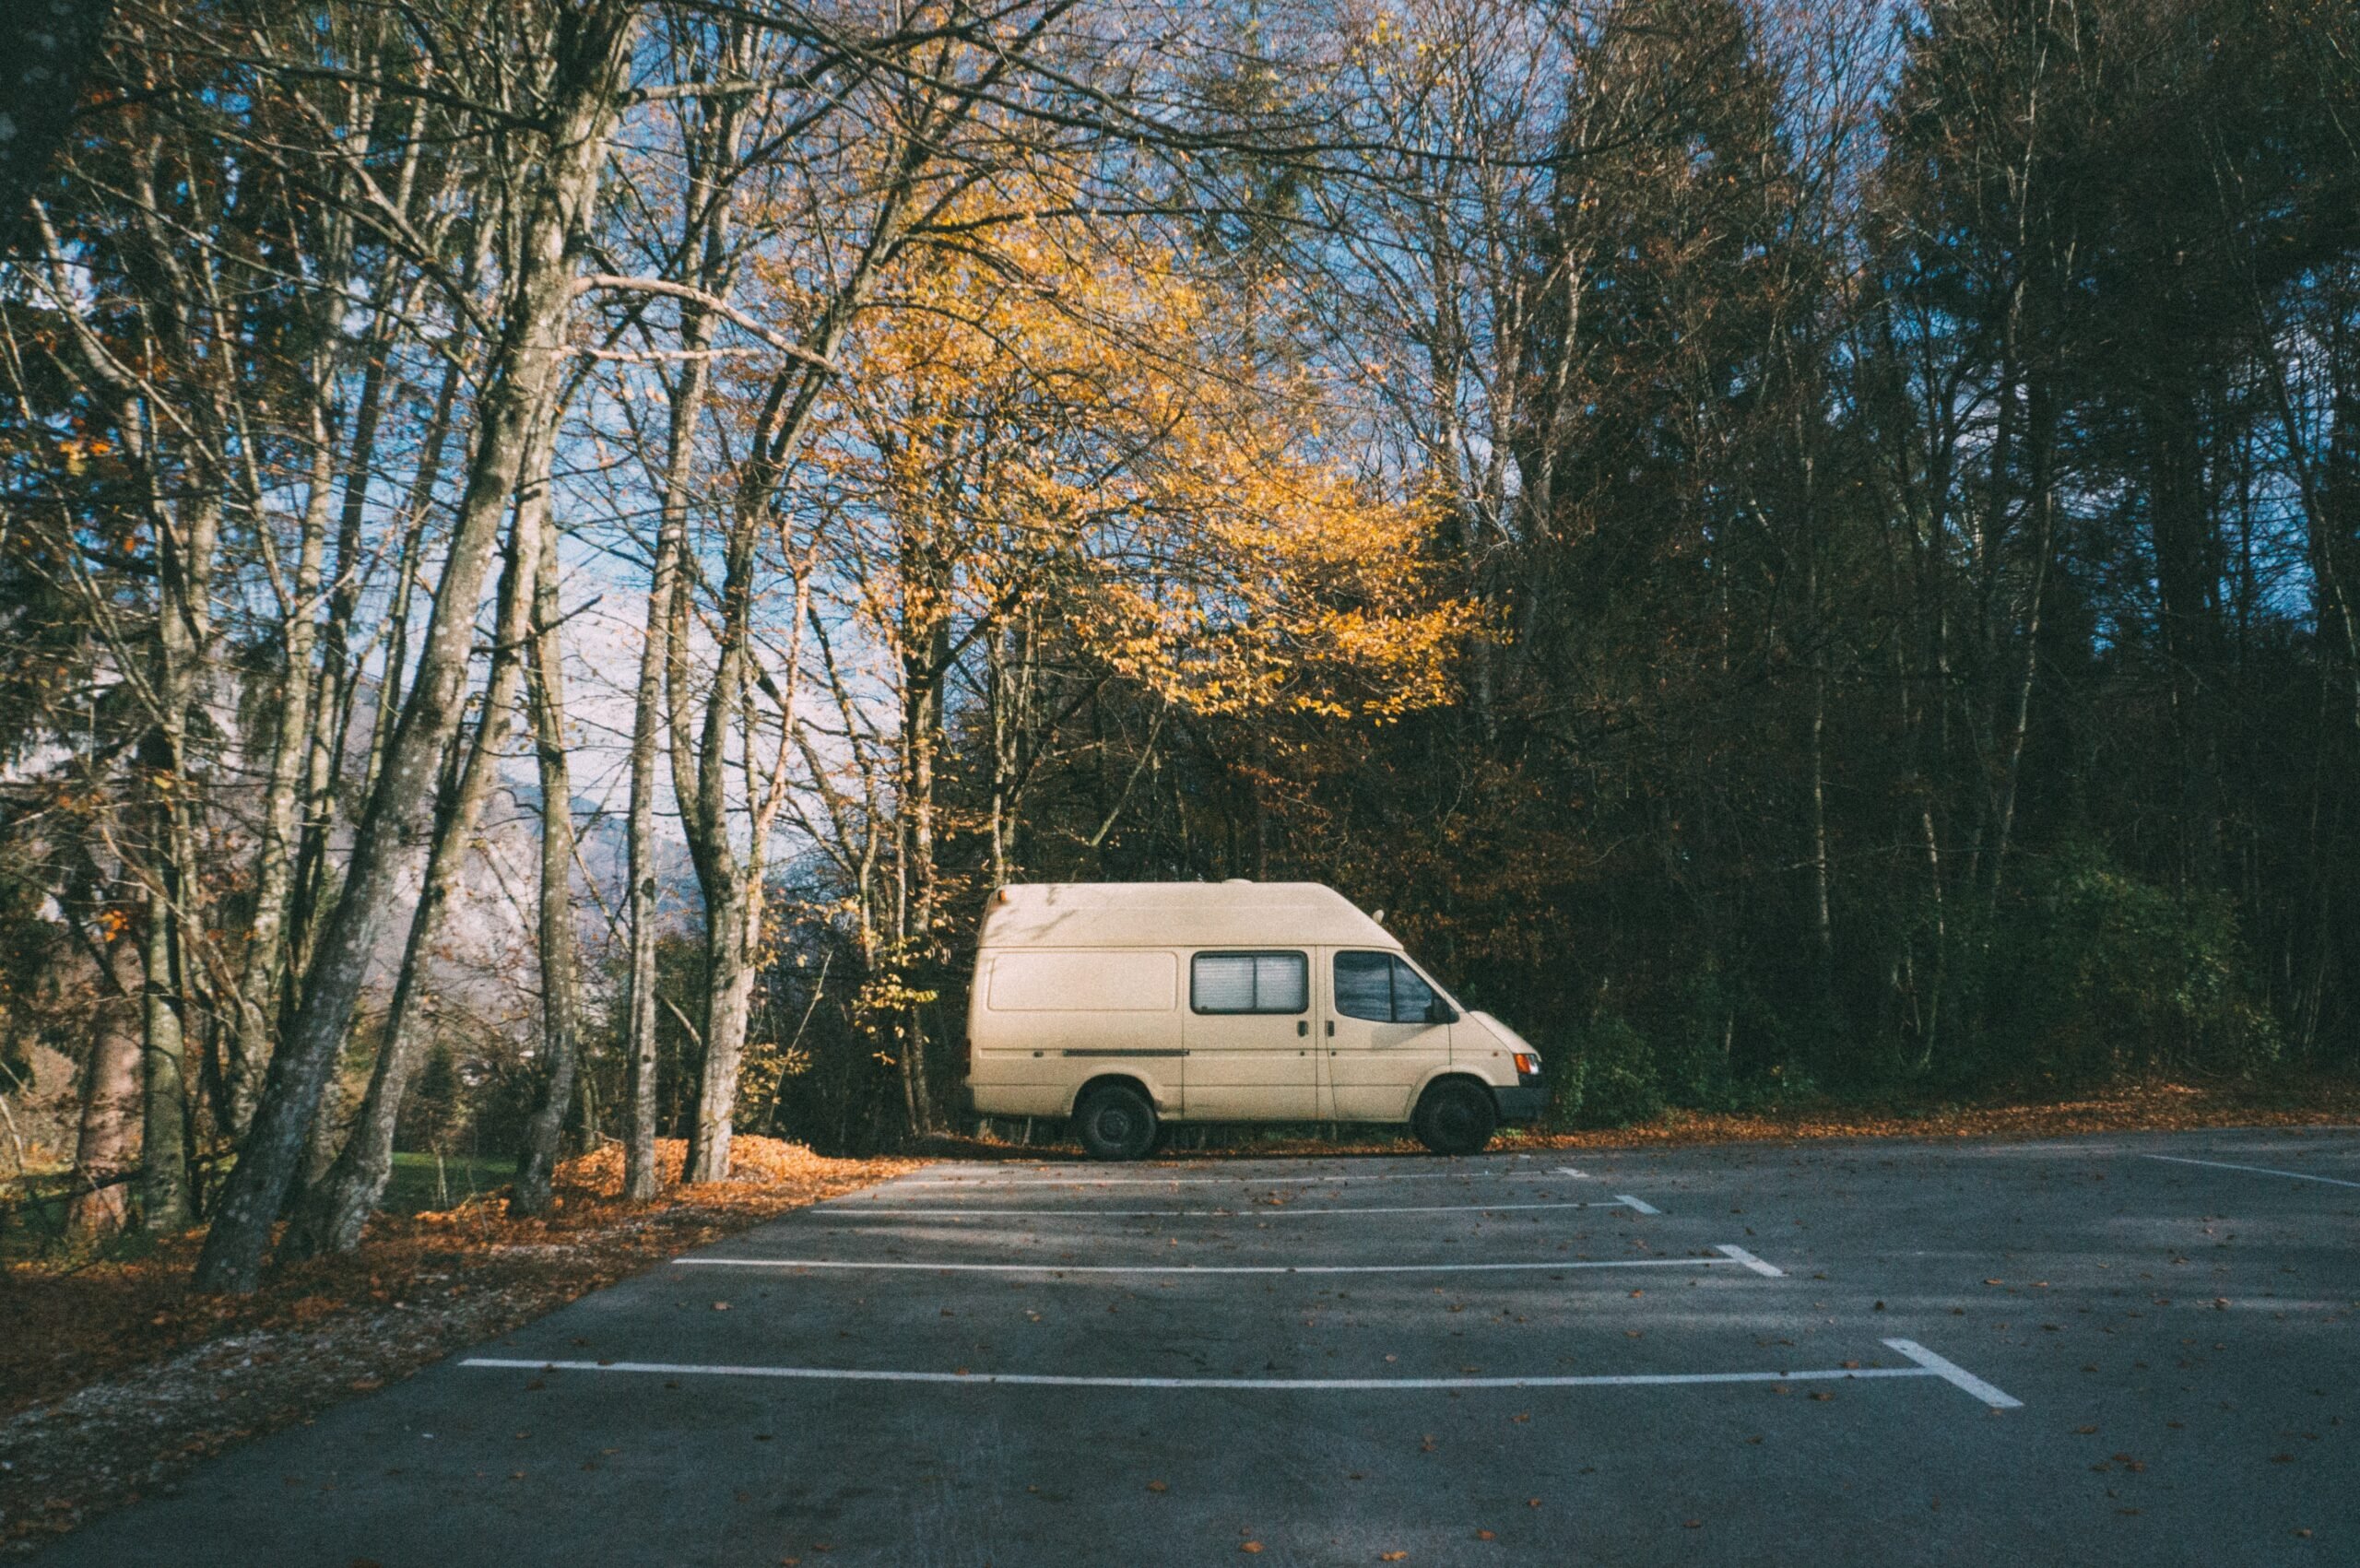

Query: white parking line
<box><xmin>1712</xmin><ymin>1244</ymin><xmax>1784</xmax><ymax>1278</ymax></box>
<box><xmin>1553</xmin><ymin>1167</ymin><xmax>1590</xmax><ymax>1180</ymax></box>
<box><xmin>1882</xmin><ymin>1338</ymin><xmax>2024</xmax><ymax>1409</ymax></box>
<box><xmin>1617</xmin><ymin>1194</ymin><xmax>1660</xmax><ymax>1215</ymax></box>
<box><xmin>673</xmin><ymin>1251</ymin><xmax>1773</xmax><ymax>1277</ymax></box>
<box><xmin>462</xmin><ymin>1350</ymin><xmax>2011</xmax><ymax>1405</ymax></box>
<box><xmin>2142</xmin><ymin>1153</ymin><xmax>2360</xmax><ymax>1191</ymax></box>
<box><xmin>814</xmin><ymin>1199</ymin><xmax>1637</xmax><ymax>1220</ymax></box>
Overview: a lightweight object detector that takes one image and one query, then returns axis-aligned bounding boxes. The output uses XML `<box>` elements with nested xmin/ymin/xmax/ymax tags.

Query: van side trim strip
<box><xmin>1058</xmin><ymin>1048</ymin><xmax>1186</xmax><ymax>1057</ymax></box>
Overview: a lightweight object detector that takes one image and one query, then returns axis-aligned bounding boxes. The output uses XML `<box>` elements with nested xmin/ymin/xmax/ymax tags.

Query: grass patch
<box><xmin>383</xmin><ymin>1150</ymin><xmax>515</xmax><ymax>1215</ymax></box>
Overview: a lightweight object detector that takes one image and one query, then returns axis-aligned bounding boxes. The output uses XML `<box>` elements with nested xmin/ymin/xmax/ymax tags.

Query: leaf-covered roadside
<box><xmin>950</xmin><ymin>1078</ymin><xmax>2360</xmax><ymax>1161</ymax></box>
<box><xmin>1517</xmin><ymin>1078</ymin><xmax>2360</xmax><ymax>1150</ymax></box>
<box><xmin>0</xmin><ymin>1138</ymin><xmax>919</xmax><ymax>1552</ymax></box>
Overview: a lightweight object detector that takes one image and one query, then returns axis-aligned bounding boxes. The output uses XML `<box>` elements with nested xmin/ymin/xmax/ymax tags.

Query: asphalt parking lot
<box><xmin>32</xmin><ymin>1126</ymin><xmax>2360</xmax><ymax>1566</ymax></box>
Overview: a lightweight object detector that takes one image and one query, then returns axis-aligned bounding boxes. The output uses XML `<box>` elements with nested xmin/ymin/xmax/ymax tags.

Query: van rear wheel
<box><xmin>1412</xmin><ymin>1080</ymin><xmax>1497</xmax><ymax>1156</ymax></box>
<box><xmin>1074</xmin><ymin>1083</ymin><xmax>1157</xmax><ymax>1161</ymax></box>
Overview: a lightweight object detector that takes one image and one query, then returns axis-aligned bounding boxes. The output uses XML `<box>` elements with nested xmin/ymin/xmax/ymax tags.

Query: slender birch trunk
<box><xmin>195</xmin><ymin>2</ymin><xmax>636</xmax><ymax>1291</ymax></box>
<box><xmin>282</xmin><ymin>440</ymin><xmax>549</xmax><ymax>1257</ymax></box>
<box><xmin>228</xmin><ymin>470</ymin><xmax>324</xmax><ymax>1132</ymax></box>
<box><xmin>139</xmin><ymin>477</ymin><xmax>218</xmax><ymax>1232</ymax></box>
<box><xmin>512</xmin><ymin>504</ymin><xmax>583</xmax><ymax>1216</ymax></box>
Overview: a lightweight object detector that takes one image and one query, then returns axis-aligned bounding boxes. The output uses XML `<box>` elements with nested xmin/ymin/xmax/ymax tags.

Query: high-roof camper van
<box><xmin>960</xmin><ymin>882</ymin><xmax>1544</xmax><ymax>1160</ymax></box>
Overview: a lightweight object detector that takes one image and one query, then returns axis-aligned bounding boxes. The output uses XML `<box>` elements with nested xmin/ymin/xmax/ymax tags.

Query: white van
<box><xmin>959</xmin><ymin>881</ymin><xmax>1545</xmax><ymax>1160</ymax></box>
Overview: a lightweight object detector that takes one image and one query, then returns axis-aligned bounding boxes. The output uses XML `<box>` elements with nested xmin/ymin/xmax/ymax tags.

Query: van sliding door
<box><xmin>1181</xmin><ymin>951</ymin><xmax>1318</xmax><ymax>1120</ymax></box>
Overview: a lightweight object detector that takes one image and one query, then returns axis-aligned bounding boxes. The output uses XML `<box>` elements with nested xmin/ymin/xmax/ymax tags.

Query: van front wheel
<box><xmin>1412</xmin><ymin>1080</ymin><xmax>1498</xmax><ymax>1157</ymax></box>
<box><xmin>1074</xmin><ymin>1083</ymin><xmax>1158</xmax><ymax>1161</ymax></box>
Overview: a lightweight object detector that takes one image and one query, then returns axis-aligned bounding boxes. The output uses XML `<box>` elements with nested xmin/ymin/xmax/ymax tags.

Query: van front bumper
<box><xmin>1493</xmin><ymin>1084</ymin><xmax>1545</xmax><ymax>1124</ymax></box>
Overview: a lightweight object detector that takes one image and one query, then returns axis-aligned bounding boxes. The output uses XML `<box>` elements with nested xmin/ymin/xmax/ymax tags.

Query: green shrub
<box><xmin>1563</xmin><ymin>1012</ymin><xmax>1664</xmax><ymax>1127</ymax></box>
<box><xmin>1996</xmin><ymin>845</ymin><xmax>2281</xmax><ymax>1084</ymax></box>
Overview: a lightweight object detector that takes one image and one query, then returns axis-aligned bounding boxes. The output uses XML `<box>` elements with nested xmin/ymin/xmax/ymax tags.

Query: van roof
<box><xmin>977</xmin><ymin>881</ymin><xmax>1398</xmax><ymax>951</ymax></box>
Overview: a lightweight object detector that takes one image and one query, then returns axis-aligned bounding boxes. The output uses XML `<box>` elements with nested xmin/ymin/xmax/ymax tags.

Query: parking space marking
<box><xmin>1882</xmin><ymin>1338</ymin><xmax>2024</xmax><ymax>1409</ymax></box>
<box><xmin>461</xmin><ymin>1350</ymin><xmax>2008</xmax><ymax>1405</ymax></box>
<box><xmin>1553</xmin><ymin>1167</ymin><xmax>1590</xmax><ymax>1179</ymax></box>
<box><xmin>672</xmin><ymin>1251</ymin><xmax>1774</xmax><ymax>1277</ymax></box>
<box><xmin>813</xmin><ymin>1199</ymin><xmax>1641</xmax><ymax>1220</ymax></box>
<box><xmin>2142</xmin><ymin>1153</ymin><xmax>2360</xmax><ymax>1190</ymax></box>
<box><xmin>1616</xmin><ymin>1194</ymin><xmax>1660</xmax><ymax>1215</ymax></box>
<box><xmin>1711</xmin><ymin>1244</ymin><xmax>1784</xmax><ymax>1278</ymax></box>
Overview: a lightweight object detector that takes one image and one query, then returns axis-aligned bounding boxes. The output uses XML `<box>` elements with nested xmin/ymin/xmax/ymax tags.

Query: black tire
<box><xmin>1074</xmin><ymin>1082</ymin><xmax>1158</xmax><ymax>1161</ymax></box>
<box><xmin>1411</xmin><ymin>1079</ymin><xmax>1498</xmax><ymax>1157</ymax></box>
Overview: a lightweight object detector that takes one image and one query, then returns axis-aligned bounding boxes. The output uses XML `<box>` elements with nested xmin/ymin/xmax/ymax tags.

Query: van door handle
<box><xmin>1326</xmin><ymin>1020</ymin><xmax>1335</xmax><ymax>1037</ymax></box>
<box><xmin>1296</xmin><ymin>1020</ymin><xmax>1308</xmax><ymax>1037</ymax></box>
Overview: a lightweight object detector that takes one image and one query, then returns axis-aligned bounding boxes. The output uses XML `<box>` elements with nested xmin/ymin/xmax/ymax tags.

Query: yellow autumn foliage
<box><xmin>764</xmin><ymin>174</ymin><xmax>1471</xmax><ymax>723</ymax></box>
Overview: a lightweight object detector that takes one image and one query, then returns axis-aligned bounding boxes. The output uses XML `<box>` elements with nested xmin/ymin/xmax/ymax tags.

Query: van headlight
<box><xmin>1511</xmin><ymin>1052</ymin><xmax>1540</xmax><ymax>1079</ymax></box>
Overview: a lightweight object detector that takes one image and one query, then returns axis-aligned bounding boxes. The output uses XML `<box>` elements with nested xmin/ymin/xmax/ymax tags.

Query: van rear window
<box><xmin>1190</xmin><ymin>951</ymin><xmax>1308</xmax><ymax>1014</ymax></box>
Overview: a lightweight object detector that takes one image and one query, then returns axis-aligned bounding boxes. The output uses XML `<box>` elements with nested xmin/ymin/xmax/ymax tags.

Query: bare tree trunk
<box><xmin>897</xmin><ymin>605</ymin><xmax>949</xmax><ymax>1136</ymax></box>
<box><xmin>282</xmin><ymin>454</ymin><xmax>547</xmax><ymax>1258</ymax></box>
<box><xmin>228</xmin><ymin>516</ymin><xmax>322</xmax><ymax>1134</ymax></box>
<box><xmin>621</xmin><ymin>489</ymin><xmax>675</xmax><ymax>1199</ymax></box>
<box><xmin>674</xmin><ymin>82</ymin><xmax>953</xmax><ymax>1183</ymax></box>
<box><xmin>1986</xmin><ymin>487</ymin><xmax>2051</xmax><ymax>915</ymax></box>
<box><xmin>362</xmin><ymin>347</ymin><xmax>468</xmax><ymax>810</ymax></box>
<box><xmin>137</xmin><ymin>889</ymin><xmax>190</xmax><ymax>1229</ymax></box>
<box><xmin>138</xmin><ymin>475</ymin><xmax>218</xmax><ymax>1232</ymax></box>
<box><xmin>621</xmin><ymin>500</ymin><xmax>682</xmax><ymax>1198</ymax></box>
<box><xmin>513</xmin><ymin>504</ymin><xmax>583</xmax><ymax>1216</ymax></box>
<box><xmin>67</xmin><ymin>939</ymin><xmax>144</xmax><ymax>1241</ymax></box>
<box><xmin>193</xmin><ymin>1</ymin><xmax>636</xmax><ymax>1292</ymax></box>
<box><xmin>230</xmin><ymin>393</ymin><xmax>348</xmax><ymax>1137</ymax></box>
<box><xmin>686</xmin><ymin>886</ymin><xmax>754</xmax><ymax>1184</ymax></box>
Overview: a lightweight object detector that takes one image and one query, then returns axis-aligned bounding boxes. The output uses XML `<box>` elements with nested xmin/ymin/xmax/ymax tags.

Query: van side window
<box><xmin>1388</xmin><ymin>958</ymin><xmax>1437</xmax><ymax>1021</ymax></box>
<box><xmin>1334</xmin><ymin>951</ymin><xmax>1394</xmax><ymax>1021</ymax></box>
<box><xmin>1191</xmin><ymin>951</ymin><xmax>1307</xmax><ymax>1014</ymax></box>
<box><xmin>1335</xmin><ymin>951</ymin><xmax>1441</xmax><ymax>1023</ymax></box>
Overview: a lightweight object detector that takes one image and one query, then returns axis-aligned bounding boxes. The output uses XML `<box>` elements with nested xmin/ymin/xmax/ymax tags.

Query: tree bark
<box><xmin>138</xmin><ymin>475</ymin><xmax>218</xmax><ymax>1232</ymax></box>
<box><xmin>512</xmin><ymin>501</ymin><xmax>583</xmax><ymax>1216</ymax></box>
<box><xmin>281</xmin><ymin>447</ymin><xmax>548</xmax><ymax>1258</ymax></box>
<box><xmin>193</xmin><ymin>0</ymin><xmax>636</xmax><ymax>1292</ymax></box>
<box><xmin>67</xmin><ymin>938</ymin><xmax>144</xmax><ymax>1241</ymax></box>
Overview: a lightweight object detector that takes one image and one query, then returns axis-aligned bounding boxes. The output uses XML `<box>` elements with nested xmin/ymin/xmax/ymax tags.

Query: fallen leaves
<box><xmin>1483</xmin><ymin>1079</ymin><xmax>2360</xmax><ymax>1150</ymax></box>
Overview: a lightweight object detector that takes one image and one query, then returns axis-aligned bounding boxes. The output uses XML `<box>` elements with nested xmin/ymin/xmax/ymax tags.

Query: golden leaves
<box><xmin>747</xmin><ymin>176</ymin><xmax>1469</xmax><ymax>733</ymax></box>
